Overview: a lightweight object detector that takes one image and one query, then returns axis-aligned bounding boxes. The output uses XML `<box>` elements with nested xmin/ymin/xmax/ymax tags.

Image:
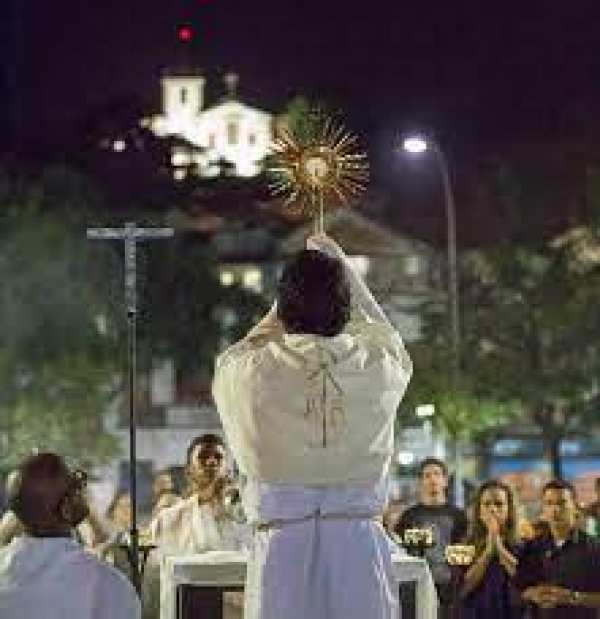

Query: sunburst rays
<box><xmin>268</xmin><ymin>114</ymin><xmax>368</xmax><ymax>231</ymax></box>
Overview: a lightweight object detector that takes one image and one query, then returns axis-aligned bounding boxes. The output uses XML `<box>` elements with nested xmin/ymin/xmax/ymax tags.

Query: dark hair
<box><xmin>276</xmin><ymin>250</ymin><xmax>351</xmax><ymax>337</ymax></box>
<box><xmin>542</xmin><ymin>478</ymin><xmax>577</xmax><ymax>501</ymax></box>
<box><xmin>417</xmin><ymin>457</ymin><xmax>449</xmax><ymax>479</ymax></box>
<box><xmin>467</xmin><ymin>479</ymin><xmax>519</xmax><ymax>552</ymax></box>
<box><xmin>10</xmin><ymin>453</ymin><xmax>70</xmax><ymax>529</ymax></box>
<box><xmin>186</xmin><ymin>433</ymin><xmax>225</xmax><ymax>465</ymax></box>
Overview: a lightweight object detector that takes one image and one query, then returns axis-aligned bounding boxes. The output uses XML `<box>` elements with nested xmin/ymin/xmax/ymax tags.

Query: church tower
<box><xmin>158</xmin><ymin>74</ymin><xmax>205</xmax><ymax>138</ymax></box>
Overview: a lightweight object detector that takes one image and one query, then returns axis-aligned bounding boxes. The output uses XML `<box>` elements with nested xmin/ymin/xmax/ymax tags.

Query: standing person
<box><xmin>454</xmin><ymin>479</ymin><xmax>523</xmax><ymax>618</ymax></box>
<box><xmin>213</xmin><ymin>234</ymin><xmax>413</xmax><ymax>619</ymax></box>
<box><xmin>514</xmin><ymin>479</ymin><xmax>600</xmax><ymax>618</ymax></box>
<box><xmin>149</xmin><ymin>434</ymin><xmax>245</xmax><ymax>555</ymax></box>
<box><xmin>395</xmin><ymin>457</ymin><xmax>468</xmax><ymax>618</ymax></box>
<box><xmin>146</xmin><ymin>434</ymin><xmax>247</xmax><ymax>619</ymax></box>
<box><xmin>0</xmin><ymin>452</ymin><xmax>140</xmax><ymax>619</ymax></box>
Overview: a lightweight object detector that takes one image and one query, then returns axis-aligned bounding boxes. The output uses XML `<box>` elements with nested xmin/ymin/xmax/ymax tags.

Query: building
<box><xmin>143</xmin><ymin>71</ymin><xmax>273</xmax><ymax>180</ymax></box>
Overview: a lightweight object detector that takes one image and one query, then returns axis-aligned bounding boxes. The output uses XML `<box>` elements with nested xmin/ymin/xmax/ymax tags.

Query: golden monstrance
<box><xmin>268</xmin><ymin>112</ymin><xmax>369</xmax><ymax>233</ymax></box>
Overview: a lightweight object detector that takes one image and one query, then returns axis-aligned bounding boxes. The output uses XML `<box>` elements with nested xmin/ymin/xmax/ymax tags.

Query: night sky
<box><xmin>3</xmin><ymin>1</ymin><xmax>600</xmax><ymax>240</ymax></box>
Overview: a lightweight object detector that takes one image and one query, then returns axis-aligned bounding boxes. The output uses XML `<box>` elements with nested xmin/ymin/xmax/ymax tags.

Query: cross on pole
<box><xmin>87</xmin><ymin>222</ymin><xmax>174</xmax><ymax>595</ymax></box>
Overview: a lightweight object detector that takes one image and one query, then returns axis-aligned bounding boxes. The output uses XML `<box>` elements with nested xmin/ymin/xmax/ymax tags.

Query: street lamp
<box><xmin>402</xmin><ymin>135</ymin><xmax>463</xmax><ymax>505</ymax></box>
<box><xmin>402</xmin><ymin>135</ymin><xmax>460</xmax><ymax>385</ymax></box>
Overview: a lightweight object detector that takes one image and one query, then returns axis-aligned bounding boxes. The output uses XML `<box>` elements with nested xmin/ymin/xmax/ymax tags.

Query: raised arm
<box><xmin>306</xmin><ymin>233</ymin><xmax>391</xmax><ymax>327</ymax></box>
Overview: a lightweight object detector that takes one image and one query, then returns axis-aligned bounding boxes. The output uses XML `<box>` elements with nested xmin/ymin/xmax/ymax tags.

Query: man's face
<box><xmin>419</xmin><ymin>464</ymin><xmax>447</xmax><ymax>500</ymax></box>
<box><xmin>188</xmin><ymin>442</ymin><xmax>225</xmax><ymax>485</ymax></box>
<box><xmin>542</xmin><ymin>488</ymin><xmax>578</xmax><ymax>530</ymax></box>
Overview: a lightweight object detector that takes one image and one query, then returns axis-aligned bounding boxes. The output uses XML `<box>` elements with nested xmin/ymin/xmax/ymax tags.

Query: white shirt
<box><xmin>149</xmin><ymin>495</ymin><xmax>247</xmax><ymax>557</ymax></box>
<box><xmin>213</xmin><ymin>313</ymin><xmax>412</xmax><ymax>486</ymax></box>
<box><xmin>0</xmin><ymin>536</ymin><xmax>140</xmax><ymax>619</ymax></box>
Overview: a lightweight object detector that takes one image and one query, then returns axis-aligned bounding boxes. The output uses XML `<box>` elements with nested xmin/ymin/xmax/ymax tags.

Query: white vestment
<box><xmin>0</xmin><ymin>536</ymin><xmax>140</xmax><ymax>619</ymax></box>
<box><xmin>148</xmin><ymin>495</ymin><xmax>248</xmax><ymax>619</ymax></box>
<box><xmin>149</xmin><ymin>495</ymin><xmax>248</xmax><ymax>556</ymax></box>
<box><xmin>213</xmin><ymin>305</ymin><xmax>412</xmax><ymax>618</ymax></box>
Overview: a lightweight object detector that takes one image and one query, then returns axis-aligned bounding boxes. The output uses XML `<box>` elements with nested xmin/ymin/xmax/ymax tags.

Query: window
<box><xmin>248</xmin><ymin>133</ymin><xmax>257</xmax><ymax>146</ymax></box>
<box><xmin>227</xmin><ymin>121</ymin><xmax>239</xmax><ymax>145</ymax></box>
<box><xmin>208</xmin><ymin>133</ymin><xmax>216</xmax><ymax>149</ymax></box>
<box><xmin>180</xmin><ymin>88</ymin><xmax>188</xmax><ymax>104</ymax></box>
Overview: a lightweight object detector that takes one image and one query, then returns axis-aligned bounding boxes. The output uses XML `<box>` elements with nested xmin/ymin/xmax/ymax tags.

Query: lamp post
<box><xmin>402</xmin><ymin>136</ymin><xmax>463</xmax><ymax>504</ymax></box>
<box><xmin>403</xmin><ymin>136</ymin><xmax>460</xmax><ymax>383</ymax></box>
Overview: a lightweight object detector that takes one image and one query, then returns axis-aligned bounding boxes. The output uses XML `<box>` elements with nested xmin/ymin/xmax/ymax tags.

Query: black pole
<box><xmin>124</xmin><ymin>231</ymin><xmax>142</xmax><ymax>594</ymax></box>
<box><xmin>87</xmin><ymin>223</ymin><xmax>173</xmax><ymax>596</ymax></box>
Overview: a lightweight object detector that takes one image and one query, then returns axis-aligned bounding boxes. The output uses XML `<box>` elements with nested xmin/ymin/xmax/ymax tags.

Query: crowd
<box><xmin>0</xmin><ymin>445</ymin><xmax>599</xmax><ymax>619</ymax></box>
<box><xmin>1</xmin><ymin>234</ymin><xmax>599</xmax><ymax>619</ymax></box>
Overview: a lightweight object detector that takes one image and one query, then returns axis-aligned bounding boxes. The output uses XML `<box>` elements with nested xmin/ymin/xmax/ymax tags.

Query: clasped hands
<box><xmin>523</xmin><ymin>585</ymin><xmax>575</xmax><ymax>609</ymax></box>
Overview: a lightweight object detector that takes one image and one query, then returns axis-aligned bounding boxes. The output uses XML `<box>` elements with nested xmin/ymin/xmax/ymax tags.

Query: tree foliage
<box><xmin>0</xmin><ymin>168</ymin><xmax>268</xmax><ymax>470</ymax></box>
<box><xmin>410</xmin><ymin>229</ymin><xmax>600</xmax><ymax>475</ymax></box>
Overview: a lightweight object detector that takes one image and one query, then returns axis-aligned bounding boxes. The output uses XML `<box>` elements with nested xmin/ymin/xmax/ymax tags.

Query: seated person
<box><xmin>0</xmin><ymin>452</ymin><xmax>140</xmax><ymax>619</ymax></box>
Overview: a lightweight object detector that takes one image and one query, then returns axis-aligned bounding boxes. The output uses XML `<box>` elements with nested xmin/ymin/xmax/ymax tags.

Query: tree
<box><xmin>411</xmin><ymin>232</ymin><xmax>600</xmax><ymax>478</ymax></box>
<box><xmin>0</xmin><ymin>170</ymin><xmax>122</xmax><ymax>469</ymax></box>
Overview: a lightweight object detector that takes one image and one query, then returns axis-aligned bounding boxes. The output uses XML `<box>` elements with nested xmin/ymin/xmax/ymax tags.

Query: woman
<box><xmin>454</xmin><ymin>479</ymin><xmax>523</xmax><ymax>618</ymax></box>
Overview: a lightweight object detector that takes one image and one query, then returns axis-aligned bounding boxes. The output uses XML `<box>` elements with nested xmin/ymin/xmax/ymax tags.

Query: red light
<box><xmin>177</xmin><ymin>26</ymin><xmax>193</xmax><ymax>42</ymax></box>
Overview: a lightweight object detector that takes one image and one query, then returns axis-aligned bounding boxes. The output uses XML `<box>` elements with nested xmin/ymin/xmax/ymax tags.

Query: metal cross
<box><xmin>87</xmin><ymin>222</ymin><xmax>173</xmax><ymax>595</ymax></box>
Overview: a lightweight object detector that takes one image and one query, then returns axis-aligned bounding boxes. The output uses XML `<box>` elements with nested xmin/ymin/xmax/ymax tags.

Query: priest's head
<box><xmin>10</xmin><ymin>452</ymin><xmax>89</xmax><ymax>537</ymax></box>
<box><xmin>277</xmin><ymin>249</ymin><xmax>351</xmax><ymax>337</ymax></box>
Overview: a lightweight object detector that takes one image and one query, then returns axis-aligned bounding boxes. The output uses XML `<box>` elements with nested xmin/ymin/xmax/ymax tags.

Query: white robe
<box><xmin>213</xmin><ymin>241</ymin><xmax>412</xmax><ymax>618</ymax></box>
<box><xmin>213</xmin><ymin>320</ymin><xmax>411</xmax><ymax>618</ymax></box>
<box><xmin>0</xmin><ymin>536</ymin><xmax>140</xmax><ymax>619</ymax></box>
<box><xmin>243</xmin><ymin>479</ymin><xmax>401</xmax><ymax>619</ymax></box>
<box><xmin>148</xmin><ymin>496</ymin><xmax>248</xmax><ymax>619</ymax></box>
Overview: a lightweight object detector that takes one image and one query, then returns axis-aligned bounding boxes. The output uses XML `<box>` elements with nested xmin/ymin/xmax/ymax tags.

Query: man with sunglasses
<box><xmin>0</xmin><ymin>452</ymin><xmax>140</xmax><ymax>619</ymax></box>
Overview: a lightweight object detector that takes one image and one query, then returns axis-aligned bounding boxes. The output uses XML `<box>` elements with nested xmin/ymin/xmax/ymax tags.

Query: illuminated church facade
<box><xmin>143</xmin><ymin>71</ymin><xmax>274</xmax><ymax>179</ymax></box>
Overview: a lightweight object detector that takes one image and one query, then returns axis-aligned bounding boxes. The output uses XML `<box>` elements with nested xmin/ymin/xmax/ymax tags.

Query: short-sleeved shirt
<box><xmin>395</xmin><ymin>503</ymin><xmax>468</xmax><ymax>586</ymax></box>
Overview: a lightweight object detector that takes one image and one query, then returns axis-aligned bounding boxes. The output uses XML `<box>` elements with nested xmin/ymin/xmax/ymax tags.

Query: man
<box><xmin>0</xmin><ymin>452</ymin><xmax>140</xmax><ymax>619</ymax></box>
<box><xmin>147</xmin><ymin>434</ymin><xmax>246</xmax><ymax>619</ymax></box>
<box><xmin>515</xmin><ymin>479</ymin><xmax>600</xmax><ymax>618</ymax></box>
<box><xmin>395</xmin><ymin>457</ymin><xmax>468</xmax><ymax>618</ymax></box>
<box><xmin>149</xmin><ymin>433</ymin><xmax>245</xmax><ymax>554</ymax></box>
<box><xmin>213</xmin><ymin>234</ymin><xmax>412</xmax><ymax>619</ymax></box>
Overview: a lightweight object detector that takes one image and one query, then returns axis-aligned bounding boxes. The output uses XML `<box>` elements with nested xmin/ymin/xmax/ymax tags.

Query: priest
<box><xmin>213</xmin><ymin>233</ymin><xmax>412</xmax><ymax>619</ymax></box>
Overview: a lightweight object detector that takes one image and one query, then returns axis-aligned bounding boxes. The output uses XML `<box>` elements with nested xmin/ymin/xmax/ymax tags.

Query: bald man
<box><xmin>0</xmin><ymin>452</ymin><xmax>140</xmax><ymax>619</ymax></box>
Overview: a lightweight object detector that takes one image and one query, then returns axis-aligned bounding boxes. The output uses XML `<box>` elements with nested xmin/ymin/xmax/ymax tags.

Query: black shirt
<box><xmin>514</xmin><ymin>529</ymin><xmax>600</xmax><ymax>619</ymax></box>
<box><xmin>395</xmin><ymin>502</ymin><xmax>468</xmax><ymax>586</ymax></box>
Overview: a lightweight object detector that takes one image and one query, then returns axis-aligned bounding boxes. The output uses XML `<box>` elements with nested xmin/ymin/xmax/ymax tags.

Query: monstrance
<box><xmin>269</xmin><ymin>114</ymin><xmax>368</xmax><ymax>233</ymax></box>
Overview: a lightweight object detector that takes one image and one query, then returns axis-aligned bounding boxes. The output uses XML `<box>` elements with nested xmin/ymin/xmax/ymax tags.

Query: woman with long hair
<box><xmin>454</xmin><ymin>479</ymin><xmax>524</xmax><ymax>618</ymax></box>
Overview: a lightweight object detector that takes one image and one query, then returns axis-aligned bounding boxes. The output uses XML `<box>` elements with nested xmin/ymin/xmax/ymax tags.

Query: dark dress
<box><xmin>455</xmin><ymin>547</ymin><xmax>524</xmax><ymax>619</ymax></box>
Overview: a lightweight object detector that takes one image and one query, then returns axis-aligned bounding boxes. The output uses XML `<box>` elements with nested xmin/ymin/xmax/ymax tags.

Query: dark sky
<box><xmin>6</xmin><ymin>1</ymin><xmax>600</xmax><ymax>149</ymax></box>
<box><xmin>3</xmin><ymin>1</ymin><xmax>600</xmax><ymax>241</ymax></box>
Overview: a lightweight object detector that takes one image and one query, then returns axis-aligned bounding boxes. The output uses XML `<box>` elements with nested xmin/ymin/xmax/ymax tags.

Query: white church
<box><xmin>142</xmin><ymin>71</ymin><xmax>274</xmax><ymax>179</ymax></box>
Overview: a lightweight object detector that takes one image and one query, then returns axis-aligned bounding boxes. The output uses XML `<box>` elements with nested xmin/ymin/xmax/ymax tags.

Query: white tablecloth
<box><xmin>160</xmin><ymin>551</ymin><xmax>437</xmax><ymax>619</ymax></box>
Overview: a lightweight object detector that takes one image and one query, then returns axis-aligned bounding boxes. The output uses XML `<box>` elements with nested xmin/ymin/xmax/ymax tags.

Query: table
<box><xmin>160</xmin><ymin>551</ymin><xmax>438</xmax><ymax>619</ymax></box>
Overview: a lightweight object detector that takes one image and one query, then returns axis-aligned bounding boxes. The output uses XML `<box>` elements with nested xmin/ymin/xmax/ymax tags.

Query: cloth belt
<box><xmin>253</xmin><ymin>508</ymin><xmax>378</xmax><ymax>533</ymax></box>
